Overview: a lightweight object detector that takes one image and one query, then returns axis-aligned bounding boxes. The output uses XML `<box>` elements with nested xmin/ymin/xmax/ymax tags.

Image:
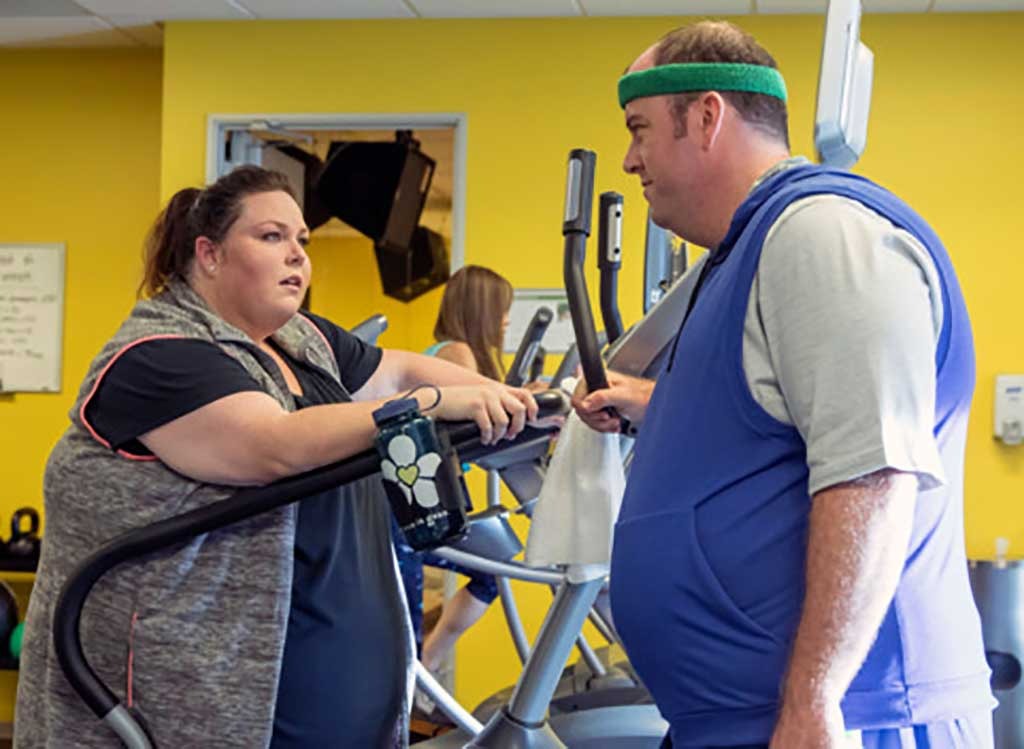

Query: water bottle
<box><xmin>373</xmin><ymin>397</ymin><xmax>469</xmax><ymax>551</ymax></box>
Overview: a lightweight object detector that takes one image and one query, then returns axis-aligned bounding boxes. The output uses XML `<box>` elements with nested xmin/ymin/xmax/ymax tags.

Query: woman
<box><xmin>396</xmin><ymin>266</ymin><xmax>544</xmax><ymax>714</ymax></box>
<box><xmin>426</xmin><ymin>264</ymin><xmax>513</xmax><ymax>380</ymax></box>
<box><xmin>14</xmin><ymin>166</ymin><xmax>537</xmax><ymax>749</ymax></box>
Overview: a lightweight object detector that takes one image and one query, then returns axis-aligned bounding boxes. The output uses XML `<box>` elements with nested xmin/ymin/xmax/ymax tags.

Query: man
<box><xmin>574</xmin><ymin>21</ymin><xmax>995</xmax><ymax>749</ymax></box>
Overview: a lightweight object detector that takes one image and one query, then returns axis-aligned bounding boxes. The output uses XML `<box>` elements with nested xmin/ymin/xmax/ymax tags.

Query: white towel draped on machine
<box><xmin>524</xmin><ymin>394</ymin><xmax>626</xmax><ymax>583</ymax></box>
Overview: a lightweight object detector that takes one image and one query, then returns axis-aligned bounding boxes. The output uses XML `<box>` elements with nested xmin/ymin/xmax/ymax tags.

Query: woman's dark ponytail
<box><xmin>137</xmin><ymin>166</ymin><xmax>295</xmax><ymax>298</ymax></box>
<box><xmin>139</xmin><ymin>187</ymin><xmax>200</xmax><ymax>298</ymax></box>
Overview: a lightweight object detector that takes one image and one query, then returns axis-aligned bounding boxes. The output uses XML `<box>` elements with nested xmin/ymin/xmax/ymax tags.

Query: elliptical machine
<box><xmin>51</xmin><ymin>387</ymin><xmax>570</xmax><ymax>749</ymax></box>
<box><xmin>468</xmin><ymin>186</ymin><xmax>655</xmax><ymax>726</ymax></box>
<box><xmin>412</xmin><ymin>147</ymin><xmax>701</xmax><ymax>749</ymax></box>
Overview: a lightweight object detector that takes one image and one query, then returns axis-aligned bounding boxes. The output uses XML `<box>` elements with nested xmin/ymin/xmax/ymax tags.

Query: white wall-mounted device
<box><xmin>815</xmin><ymin>0</ymin><xmax>874</xmax><ymax>169</ymax></box>
<box><xmin>995</xmin><ymin>375</ymin><xmax>1024</xmax><ymax>446</ymax></box>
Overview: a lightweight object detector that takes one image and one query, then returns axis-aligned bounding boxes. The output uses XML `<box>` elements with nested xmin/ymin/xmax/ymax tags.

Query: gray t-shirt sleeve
<box><xmin>742</xmin><ymin>194</ymin><xmax>946</xmax><ymax>496</ymax></box>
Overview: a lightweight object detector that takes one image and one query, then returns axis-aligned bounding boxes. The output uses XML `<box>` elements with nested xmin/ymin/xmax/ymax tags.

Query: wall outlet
<box><xmin>995</xmin><ymin>375</ymin><xmax>1024</xmax><ymax>446</ymax></box>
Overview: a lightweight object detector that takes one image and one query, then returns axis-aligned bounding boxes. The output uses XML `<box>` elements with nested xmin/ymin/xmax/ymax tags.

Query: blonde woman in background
<box><xmin>396</xmin><ymin>265</ymin><xmax>545</xmax><ymax>717</ymax></box>
<box><xmin>426</xmin><ymin>264</ymin><xmax>515</xmax><ymax>380</ymax></box>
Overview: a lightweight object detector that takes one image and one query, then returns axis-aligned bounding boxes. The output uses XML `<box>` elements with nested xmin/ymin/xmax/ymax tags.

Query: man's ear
<box><xmin>698</xmin><ymin>91</ymin><xmax>727</xmax><ymax>151</ymax></box>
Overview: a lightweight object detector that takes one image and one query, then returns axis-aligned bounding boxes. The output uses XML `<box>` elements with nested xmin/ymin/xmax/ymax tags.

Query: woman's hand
<box><xmin>432</xmin><ymin>384</ymin><xmax>538</xmax><ymax>445</ymax></box>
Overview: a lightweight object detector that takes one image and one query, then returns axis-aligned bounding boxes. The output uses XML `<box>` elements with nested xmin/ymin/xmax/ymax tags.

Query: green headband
<box><xmin>618</xmin><ymin>62</ymin><xmax>787</xmax><ymax>108</ymax></box>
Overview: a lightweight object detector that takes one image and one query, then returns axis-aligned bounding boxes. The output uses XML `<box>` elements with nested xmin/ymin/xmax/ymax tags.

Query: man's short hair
<box><xmin>655</xmin><ymin>21</ymin><xmax>790</xmax><ymax>148</ymax></box>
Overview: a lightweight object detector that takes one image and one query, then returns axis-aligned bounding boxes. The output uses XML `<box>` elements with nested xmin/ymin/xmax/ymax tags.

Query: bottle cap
<box><xmin>372</xmin><ymin>397</ymin><xmax>420</xmax><ymax>427</ymax></box>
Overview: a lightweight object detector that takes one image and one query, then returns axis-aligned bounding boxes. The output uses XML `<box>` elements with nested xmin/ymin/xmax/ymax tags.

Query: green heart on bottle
<box><xmin>397</xmin><ymin>465</ymin><xmax>420</xmax><ymax>487</ymax></box>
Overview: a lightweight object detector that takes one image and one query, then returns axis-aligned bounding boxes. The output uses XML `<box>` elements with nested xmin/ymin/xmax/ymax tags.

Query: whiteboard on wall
<box><xmin>0</xmin><ymin>244</ymin><xmax>65</xmax><ymax>393</ymax></box>
<box><xmin>503</xmin><ymin>288</ymin><xmax>574</xmax><ymax>354</ymax></box>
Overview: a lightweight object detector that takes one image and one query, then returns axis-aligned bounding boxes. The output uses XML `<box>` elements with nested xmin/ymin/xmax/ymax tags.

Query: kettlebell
<box><xmin>7</xmin><ymin>507</ymin><xmax>41</xmax><ymax>560</ymax></box>
<box><xmin>9</xmin><ymin>621</ymin><xmax>24</xmax><ymax>661</ymax></box>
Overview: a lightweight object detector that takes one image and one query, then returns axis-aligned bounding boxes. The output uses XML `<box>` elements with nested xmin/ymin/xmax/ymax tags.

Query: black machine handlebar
<box><xmin>561</xmin><ymin>149</ymin><xmax>607</xmax><ymax>394</ymax></box>
<box><xmin>548</xmin><ymin>333</ymin><xmax>605</xmax><ymax>394</ymax></box>
<box><xmin>528</xmin><ymin>346</ymin><xmax>546</xmax><ymax>384</ymax></box>
<box><xmin>53</xmin><ymin>390</ymin><xmax>568</xmax><ymax>735</ymax></box>
<box><xmin>562</xmin><ymin>148</ymin><xmax>596</xmax><ymax>236</ymax></box>
<box><xmin>597</xmin><ymin>191</ymin><xmax>625</xmax><ymax>345</ymax></box>
<box><xmin>505</xmin><ymin>307</ymin><xmax>553</xmax><ymax>387</ymax></box>
<box><xmin>561</xmin><ymin>149</ymin><xmax>632</xmax><ymax>434</ymax></box>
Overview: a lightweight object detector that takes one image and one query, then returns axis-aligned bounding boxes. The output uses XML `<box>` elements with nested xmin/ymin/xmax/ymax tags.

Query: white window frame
<box><xmin>206</xmin><ymin>113</ymin><xmax>468</xmax><ymax>268</ymax></box>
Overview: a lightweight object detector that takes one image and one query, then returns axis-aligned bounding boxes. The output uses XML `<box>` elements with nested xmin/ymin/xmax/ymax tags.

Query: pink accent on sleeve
<box><xmin>126</xmin><ymin>611</ymin><xmax>139</xmax><ymax>708</ymax></box>
<box><xmin>78</xmin><ymin>334</ymin><xmax>185</xmax><ymax>459</ymax></box>
<box><xmin>115</xmin><ymin>448</ymin><xmax>159</xmax><ymax>462</ymax></box>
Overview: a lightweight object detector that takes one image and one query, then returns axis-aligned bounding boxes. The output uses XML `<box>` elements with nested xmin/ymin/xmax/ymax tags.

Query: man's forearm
<box><xmin>781</xmin><ymin>469</ymin><xmax>918</xmax><ymax>710</ymax></box>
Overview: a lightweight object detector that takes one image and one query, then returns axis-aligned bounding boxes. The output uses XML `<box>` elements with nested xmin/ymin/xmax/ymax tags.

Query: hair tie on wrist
<box><xmin>401</xmin><ymin>384</ymin><xmax>442</xmax><ymax>412</ymax></box>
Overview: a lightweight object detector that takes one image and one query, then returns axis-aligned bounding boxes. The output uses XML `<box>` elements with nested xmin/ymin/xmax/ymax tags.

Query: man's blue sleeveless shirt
<box><xmin>610</xmin><ymin>164</ymin><xmax>993</xmax><ymax>745</ymax></box>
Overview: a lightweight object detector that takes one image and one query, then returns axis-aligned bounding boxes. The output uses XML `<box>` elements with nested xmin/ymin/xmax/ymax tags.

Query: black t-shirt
<box><xmin>267</xmin><ymin>336</ymin><xmax>404</xmax><ymax>747</ymax></box>
<box><xmin>84</xmin><ymin>313</ymin><xmax>404</xmax><ymax>745</ymax></box>
<box><xmin>83</xmin><ymin>312</ymin><xmax>382</xmax><ymax>453</ymax></box>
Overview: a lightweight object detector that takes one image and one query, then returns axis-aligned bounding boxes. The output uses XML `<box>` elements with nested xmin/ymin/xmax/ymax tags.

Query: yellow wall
<box><xmin>159</xmin><ymin>13</ymin><xmax>1024</xmax><ymax>707</ymax></box>
<box><xmin>304</xmin><ymin>234</ymin><xmax>442</xmax><ymax>350</ymax></box>
<box><xmin>0</xmin><ymin>47</ymin><xmax>162</xmax><ymax>719</ymax></box>
<box><xmin>0</xmin><ymin>48</ymin><xmax>163</xmax><ymax>519</ymax></box>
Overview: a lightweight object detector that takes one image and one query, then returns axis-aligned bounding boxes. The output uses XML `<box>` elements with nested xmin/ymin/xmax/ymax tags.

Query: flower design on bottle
<box><xmin>380</xmin><ymin>434</ymin><xmax>443</xmax><ymax>508</ymax></box>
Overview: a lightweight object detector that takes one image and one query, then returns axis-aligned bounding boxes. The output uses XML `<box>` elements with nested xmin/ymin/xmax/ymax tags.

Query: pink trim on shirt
<box><xmin>78</xmin><ymin>334</ymin><xmax>185</xmax><ymax>458</ymax></box>
<box><xmin>126</xmin><ymin>611</ymin><xmax>138</xmax><ymax>708</ymax></box>
<box><xmin>115</xmin><ymin>448</ymin><xmax>159</xmax><ymax>462</ymax></box>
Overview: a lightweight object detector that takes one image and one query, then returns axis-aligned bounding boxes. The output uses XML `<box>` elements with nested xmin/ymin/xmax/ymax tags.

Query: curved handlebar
<box><xmin>561</xmin><ymin>150</ymin><xmax>634</xmax><ymax>434</ymax></box>
<box><xmin>53</xmin><ymin>389</ymin><xmax>568</xmax><ymax>744</ymax></box>
<box><xmin>561</xmin><ymin>149</ymin><xmax>607</xmax><ymax>394</ymax></box>
<box><xmin>505</xmin><ymin>307</ymin><xmax>553</xmax><ymax>387</ymax></box>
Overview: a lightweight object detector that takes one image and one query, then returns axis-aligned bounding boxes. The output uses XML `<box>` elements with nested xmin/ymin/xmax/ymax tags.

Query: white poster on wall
<box><xmin>503</xmin><ymin>288</ymin><xmax>574</xmax><ymax>354</ymax></box>
<box><xmin>0</xmin><ymin>243</ymin><xmax>65</xmax><ymax>393</ymax></box>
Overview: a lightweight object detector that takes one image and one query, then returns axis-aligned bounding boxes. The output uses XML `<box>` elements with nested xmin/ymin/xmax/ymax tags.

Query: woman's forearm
<box><xmin>356</xmin><ymin>349</ymin><xmax>491</xmax><ymax>401</ymax></box>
